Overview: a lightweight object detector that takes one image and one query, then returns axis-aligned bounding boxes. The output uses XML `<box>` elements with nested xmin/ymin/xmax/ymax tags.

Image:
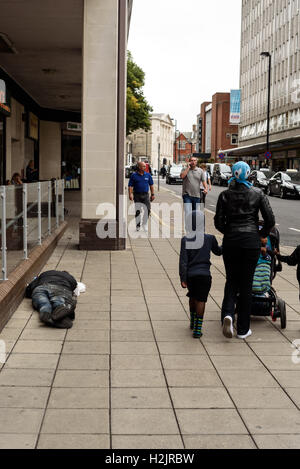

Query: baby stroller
<box><xmin>250</xmin><ymin>225</ymin><xmax>286</xmax><ymax>329</ymax></box>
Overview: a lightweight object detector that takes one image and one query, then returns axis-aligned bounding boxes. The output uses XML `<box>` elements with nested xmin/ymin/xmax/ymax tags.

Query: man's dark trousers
<box><xmin>134</xmin><ymin>192</ymin><xmax>151</xmax><ymax>229</ymax></box>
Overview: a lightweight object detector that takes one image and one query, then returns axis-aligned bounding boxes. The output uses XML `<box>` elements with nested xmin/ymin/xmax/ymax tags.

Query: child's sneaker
<box><xmin>223</xmin><ymin>316</ymin><xmax>233</xmax><ymax>339</ymax></box>
<box><xmin>237</xmin><ymin>329</ymin><xmax>252</xmax><ymax>339</ymax></box>
<box><xmin>193</xmin><ymin>316</ymin><xmax>203</xmax><ymax>338</ymax></box>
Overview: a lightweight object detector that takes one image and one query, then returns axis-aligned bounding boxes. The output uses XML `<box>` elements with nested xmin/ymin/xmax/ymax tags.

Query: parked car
<box><xmin>212</xmin><ymin>163</ymin><xmax>232</xmax><ymax>186</ymax></box>
<box><xmin>166</xmin><ymin>164</ymin><xmax>183</xmax><ymax>185</ymax></box>
<box><xmin>249</xmin><ymin>170</ymin><xmax>274</xmax><ymax>193</ymax></box>
<box><xmin>206</xmin><ymin>163</ymin><xmax>215</xmax><ymax>177</ymax></box>
<box><xmin>267</xmin><ymin>171</ymin><xmax>300</xmax><ymax>199</ymax></box>
<box><xmin>125</xmin><ymin>164</ymin><xmax>137</xmax><ymax>179</ymax></box>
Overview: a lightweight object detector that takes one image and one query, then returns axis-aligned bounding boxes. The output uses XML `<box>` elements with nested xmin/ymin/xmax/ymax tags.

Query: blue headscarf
<box><xmin>228</xmin><ymin>161</ymin><xmax>253</xmax><ymax>188</ymax></box>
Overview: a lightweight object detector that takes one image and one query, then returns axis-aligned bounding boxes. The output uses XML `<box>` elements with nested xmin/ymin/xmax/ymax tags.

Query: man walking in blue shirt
<box><xmin>128</xmin><ymin>162</ymin><xmax>155</xmax><ymax>232</ymax></box>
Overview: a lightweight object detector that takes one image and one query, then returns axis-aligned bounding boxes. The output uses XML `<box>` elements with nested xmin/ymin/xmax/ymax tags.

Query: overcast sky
<box><xmin>128</xmin><ymin>0</ymin><xmax>242</xmax><ymax>131</ymax></box>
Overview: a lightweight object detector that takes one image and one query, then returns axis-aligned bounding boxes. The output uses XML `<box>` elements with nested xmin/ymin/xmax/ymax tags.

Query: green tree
<box><xmin>127</xmin><ymin>51</ymin><xmax>152</xmax><ymax>135</ymax></box>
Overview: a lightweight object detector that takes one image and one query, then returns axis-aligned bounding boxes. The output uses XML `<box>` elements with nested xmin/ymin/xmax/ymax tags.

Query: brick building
<box><xmin>200</xmin><ymin>93</ymin><xmax>239</xmax><ymax>160</ymax></box>
<box><xmin>173</xmin><ymin>132</ymin><xmax>197</xmax><ymax>164</ymax></box>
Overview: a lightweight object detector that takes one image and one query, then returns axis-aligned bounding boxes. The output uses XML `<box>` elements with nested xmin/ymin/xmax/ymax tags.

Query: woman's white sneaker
<box><xmin>237</xmin><ymin>329</ymin><xmax>252</xmax><ymax>339</ymax></box>
<box><xmin>223</xmin><ymin>316</ymin><xmax>234</xmax><ymax>339</ymax></box>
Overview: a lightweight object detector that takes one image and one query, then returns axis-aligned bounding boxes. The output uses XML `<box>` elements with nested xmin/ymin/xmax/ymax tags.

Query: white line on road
<box><xmin>289</xmin><ymin>228</ymin><xmax>300</xmax><ymax>233</ymax></box>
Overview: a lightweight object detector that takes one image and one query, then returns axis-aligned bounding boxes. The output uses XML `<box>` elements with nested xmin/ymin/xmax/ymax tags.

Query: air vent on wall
<box><xmin>0</xmin><ymin>33</ymin><xmax>18</xmax><ymax>54</ymax></box>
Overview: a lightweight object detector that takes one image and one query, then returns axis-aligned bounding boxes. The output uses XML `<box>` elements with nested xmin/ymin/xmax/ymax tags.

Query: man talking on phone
<box><xmin>181</xmin><ymin>157</ymin><xmax>208</xmax><ymax>227</ymax></box>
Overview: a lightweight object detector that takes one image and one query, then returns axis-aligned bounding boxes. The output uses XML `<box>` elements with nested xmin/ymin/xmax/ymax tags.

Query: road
<box><xmin>155</xmin><ymin>177</ymin><xmax>300</xmax><ymax>248</ymax></box>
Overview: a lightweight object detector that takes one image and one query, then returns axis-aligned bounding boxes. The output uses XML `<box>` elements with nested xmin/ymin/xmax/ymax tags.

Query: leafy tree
<box><xmin>127</xmin><ymin>51</ymin><xmax>152</xmax><ymax>135</ymax></box>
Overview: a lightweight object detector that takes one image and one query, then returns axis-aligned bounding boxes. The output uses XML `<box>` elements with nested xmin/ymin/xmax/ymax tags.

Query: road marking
<box><xmin>289</xmin><ymin>228</ymin><xmax>300</xmax><ymax>233</ymax></box>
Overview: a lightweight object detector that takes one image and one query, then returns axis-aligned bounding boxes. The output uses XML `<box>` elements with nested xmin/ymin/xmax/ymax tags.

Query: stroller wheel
<box><xmin>278</xmin><ymin>298</ymin><xmax>287</xmax><ymax>329</ymax></box>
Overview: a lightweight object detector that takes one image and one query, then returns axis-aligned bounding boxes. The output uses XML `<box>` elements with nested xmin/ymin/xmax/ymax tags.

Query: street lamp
<box><xmin>171</xmin><ymin>118</ymin><xmax>178</xmax><ymax>163</ymax></box>
<box><xmin>260</xmin><ymin>51</ymin><xmax>272</xmax><ymax>166</ymax></box>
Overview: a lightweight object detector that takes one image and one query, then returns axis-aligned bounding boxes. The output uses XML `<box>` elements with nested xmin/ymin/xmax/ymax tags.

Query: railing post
<box><xmin>23</xmin><ymin>184</ymin><xmax>28</xmax><ymax>259</ymax></box>
<box><xmin>55</xmin><ymin>179</ymin><xmax>59</xmax><ymax>228</ymax></box>
<box><xmin>1</xmin><ymin>186</ymin><xmax>7</xmax><ymax>281</ymax></box>
<box><xmin>48</xmin><ymin>181</ymin><xmax>52</xmax><ymax>236</ymax></box>
<box><xmin>37</xmin><ymin>182</ymin><xmax>42</xmax><ymax>245</ymax></box>
<box><xmin>61</xmin><ymin>179</ymin><xmax>65</xmax><ymax>223</ymax></box>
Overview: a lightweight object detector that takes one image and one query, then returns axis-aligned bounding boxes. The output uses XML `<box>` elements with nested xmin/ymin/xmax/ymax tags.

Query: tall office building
<box><xmin>227</xmin><ymin>0</ymin><xmax>300</xmax><ymax>170</ymax></box>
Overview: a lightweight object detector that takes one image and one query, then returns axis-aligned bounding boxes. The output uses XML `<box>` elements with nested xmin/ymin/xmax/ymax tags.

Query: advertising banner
<box><xmin>230</xmin><ymin>89</ymin><xmax>241</xmax><ymax>124</ymax></box>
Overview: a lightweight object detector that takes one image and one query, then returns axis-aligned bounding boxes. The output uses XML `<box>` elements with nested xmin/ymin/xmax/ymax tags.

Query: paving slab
<box><xmin>111</xmin><ymin>387</ymin><xmax>172</xmax><ymax>409</ymax></box>
<box><xmin>111</xmin><ymin>409</ymin><xmax>179</xmax><ymax>435</ymax></box>
<box><xmin>41</xmin><ymin>409</ymin><xmax>109</xmax><ymax>434</ymax></box>
<box><xmin>37</xmin><ymin>434</ymin><xmax>110</xmax><ymax>449</ymax></box>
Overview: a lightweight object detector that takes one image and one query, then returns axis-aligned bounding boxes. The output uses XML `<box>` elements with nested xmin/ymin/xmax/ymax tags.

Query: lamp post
<box><xmin>157</xmin><ymin>137</ymin><xmax>161</xmax><ymax>192</ymax></box>
<box><xmin>260</xmin><ymin>51</ymin><xmax>272</xmax><ymax>166</ymax></box>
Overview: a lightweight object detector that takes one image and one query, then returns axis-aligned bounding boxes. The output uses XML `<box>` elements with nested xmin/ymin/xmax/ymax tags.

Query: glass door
<box><xmin>61</xmin><ymin>134</ymin><xmax>81</xmax><ymax>190</ymax></box>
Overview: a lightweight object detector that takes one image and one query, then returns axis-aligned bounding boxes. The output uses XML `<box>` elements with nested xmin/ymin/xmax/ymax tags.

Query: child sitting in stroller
<box><xmin>252</xmin><ymin>237</ymin><xmax>274</xmax><ymax>296</ymax></box>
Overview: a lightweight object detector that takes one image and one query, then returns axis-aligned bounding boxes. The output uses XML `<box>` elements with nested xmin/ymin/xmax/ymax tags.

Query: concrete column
<box><xmin>80</xmin><ymin>0</ymin><xmax>127</xmax><ymax>250</ymax></box>
<box><xmin>39</xmin><ymin>121</ymin><xmax>61</xmax><ymax>180</ymax></box>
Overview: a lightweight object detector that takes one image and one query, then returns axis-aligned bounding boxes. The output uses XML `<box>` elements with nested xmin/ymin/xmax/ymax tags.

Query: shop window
<box><xmin>231</xmin><ymin>134</ymin><xmax>239</xmax><ymax>145</ymax></box>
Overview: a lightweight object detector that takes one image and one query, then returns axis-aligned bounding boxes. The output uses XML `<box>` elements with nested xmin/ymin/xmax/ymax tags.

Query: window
<box><xmin>231</xmin><ymin>134</ymin><xmax>239</xmax><ymax>145</ymax></box>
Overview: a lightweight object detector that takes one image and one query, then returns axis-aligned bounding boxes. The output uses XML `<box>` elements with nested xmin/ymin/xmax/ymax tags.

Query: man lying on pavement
<box><xmin>25</xmin><ymin>270</ymin><xmax>78</xmax><ymax>329</ymax></box>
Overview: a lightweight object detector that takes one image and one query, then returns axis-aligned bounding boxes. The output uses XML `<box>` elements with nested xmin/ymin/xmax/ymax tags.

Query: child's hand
<box><xmin>261</xmin><ymin>247</ymin><xmax>267</xmax><ymax>256</ymax></box>
<box><xmin>181</xmin><ymin>281</ymin><xmax>187</xmax><ymax>289</ymax></box>
<box><xmin>274</xmin><ymin>248</ymin><xmax>279</xmax><ymax>255</ymax></box>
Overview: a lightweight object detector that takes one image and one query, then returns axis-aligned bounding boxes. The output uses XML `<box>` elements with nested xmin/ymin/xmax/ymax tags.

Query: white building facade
<box><xmin>236</xmin><ymin>0</ymin><xmax>300</xmax><ymax>170</ymax></box>
<box><xmin>129</xmin><ymin>113</ymin><xmax>174</xmax><ymax>171</ymax></box>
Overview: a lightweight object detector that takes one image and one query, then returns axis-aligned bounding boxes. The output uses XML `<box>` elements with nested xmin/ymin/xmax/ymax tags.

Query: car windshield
<box><xmin>282</xmin><ymin>173</ymin><xmax>292</xmax><ymax>181</ymax></box>
<box><xmin>257</xmin><ymin>171</ymin><xmax>267</xmax><ymax>180</ymax></box>
<box><xmin>220</xmin><ymin>164</ymin><xmax>231</xmax><ymax>173</ymax></box>
<box><xmin>289</xmin><ymin>172</ymin><xmax>300</xmax><ymax>182</ymax></box>
<box><xmin>262</xmin><ymin>170</ymin><xmax>274</xmax><ymax>179</ymax></box>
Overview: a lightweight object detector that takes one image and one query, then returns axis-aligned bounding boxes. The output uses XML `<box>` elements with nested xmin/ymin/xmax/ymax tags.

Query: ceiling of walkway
<box><xmin>0</xmin><ymin>0</ymin><xmax>83</xmax><ymax>112</ymax></box>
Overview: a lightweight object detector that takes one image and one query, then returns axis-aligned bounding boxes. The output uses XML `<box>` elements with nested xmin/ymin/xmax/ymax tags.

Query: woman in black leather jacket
<box><xmin>214</xmin><ymin>161</ymin><xmax>275</xmax><ymax>340</ymax></box>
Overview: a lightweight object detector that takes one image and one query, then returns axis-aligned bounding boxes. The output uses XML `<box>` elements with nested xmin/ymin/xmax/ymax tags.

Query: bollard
<box><xmin>37</xmin><ymin>182</ymin><xmax>42</xmax><ymax>245</ymax></box>
<box><xmin>1</xmin><ymin>186</ymin><xmax>7</xmax><ymax>281</ymax></box>
<box><xmin>23</xmin><ymin>184</ymin><xmax>28</xmax><ymax>259</ymax></box>
<box><xmin>48</xmin><ymin>181</ymin><xmax>52</xmax><ymax>236</ymax></box>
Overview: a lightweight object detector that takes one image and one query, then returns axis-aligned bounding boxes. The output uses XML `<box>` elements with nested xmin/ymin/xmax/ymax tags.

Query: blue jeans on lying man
<box><xmin>31</xmin><ymin>283</ymin><xmax>76</xmax><ymax>325</ymax></box>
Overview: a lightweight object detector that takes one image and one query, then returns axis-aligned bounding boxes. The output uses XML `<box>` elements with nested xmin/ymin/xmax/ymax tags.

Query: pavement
<box><xmin>0</xmin><ymin>186</ymin><xmax>299</xmax><ymax>449</ymax></box>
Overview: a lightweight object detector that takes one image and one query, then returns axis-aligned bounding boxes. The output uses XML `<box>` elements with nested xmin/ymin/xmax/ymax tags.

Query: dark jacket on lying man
<box><xmin>26</xmin><ymin>270</ymin><xmax>77</xmax><ymax>298</ymax></box>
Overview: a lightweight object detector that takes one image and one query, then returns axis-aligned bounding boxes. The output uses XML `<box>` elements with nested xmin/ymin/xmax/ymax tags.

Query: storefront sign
<box><xmin>230</xmin><ymin>89</ymin><xmax>241</xmax><ymax>124</ymax></box>
<box><xmin>0</xmin><ymin>79</ymin><xmax>5</xmax><ymax>103</ymax></box>
<box><xmin>0</xmin><ymin>80</ymin><xmax>11</xmax><ymax>116</ymax></box>
<box><xmin>28</xmin><ymin>112</ymin><xmax>39</xmax><ymax>140</ymax></box>
<box><xmin>67</xmin><ymin>122</ymin><xmax>81</xmax><ymax>132</ymax></box>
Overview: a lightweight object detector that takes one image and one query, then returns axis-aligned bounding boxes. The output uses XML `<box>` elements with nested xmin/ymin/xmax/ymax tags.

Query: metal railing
<box><xmin>0</xmin><ymin>179</ymin><xmax>65</xmax><ymax>281</ymax></box>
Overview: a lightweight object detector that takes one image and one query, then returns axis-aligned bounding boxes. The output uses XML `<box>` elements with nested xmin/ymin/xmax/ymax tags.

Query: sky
<box><xmin>128</xmin><ymin>0</ymin><xmax>242</xmax><ymax>131</ymax></box>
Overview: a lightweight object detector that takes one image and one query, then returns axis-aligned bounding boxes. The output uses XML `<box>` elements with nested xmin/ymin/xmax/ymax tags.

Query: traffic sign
<box><xmin>265</xmin><ymin>151</ymin><xmax>272</xmax><ymax>159</ymax></box>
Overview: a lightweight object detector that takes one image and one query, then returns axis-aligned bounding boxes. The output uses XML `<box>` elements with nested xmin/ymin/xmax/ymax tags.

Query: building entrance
<box><xmin>62</xmin><ymin>134</ymin><xmax>81</xmax><ymax>190</ymax></box>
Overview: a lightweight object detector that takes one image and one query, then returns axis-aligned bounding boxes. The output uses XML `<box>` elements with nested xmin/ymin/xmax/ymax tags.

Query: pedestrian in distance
<box><xmin>180</xmin><ymin>210</ymin><xmax>223</xmax><ymax>338</ymax></box>
<box><xmin>11</xmin><ymin>172</ymin><xmax>23</xmax><ymax>185</ymax></box>
<box><xmin>128</xmin><ymin>161</ymin><xmax>155</xmax><ymax>232</ymax></box>
<box><xmin>200</xmin><ymin>163</ymin><xmax>211</xmax><ymax>206</ymax></box>
<box><xmin>214</xmin><ymin>161</ymin><xmax>275</xmax><ymax>340</ymax></box>
<box><xmin>276</xmin><ymin>245</ymin><xmax>300</xmax><ymax>301</ymax></box>
<box><xmin>26</xmin><ymin>159</ymin><xmax>38</xmax><ymax>183</ymax></box>
<box><xmin>181</xmin><ymin>157</ymin><xmax>208</xmax><ymax>226</ymax></box>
